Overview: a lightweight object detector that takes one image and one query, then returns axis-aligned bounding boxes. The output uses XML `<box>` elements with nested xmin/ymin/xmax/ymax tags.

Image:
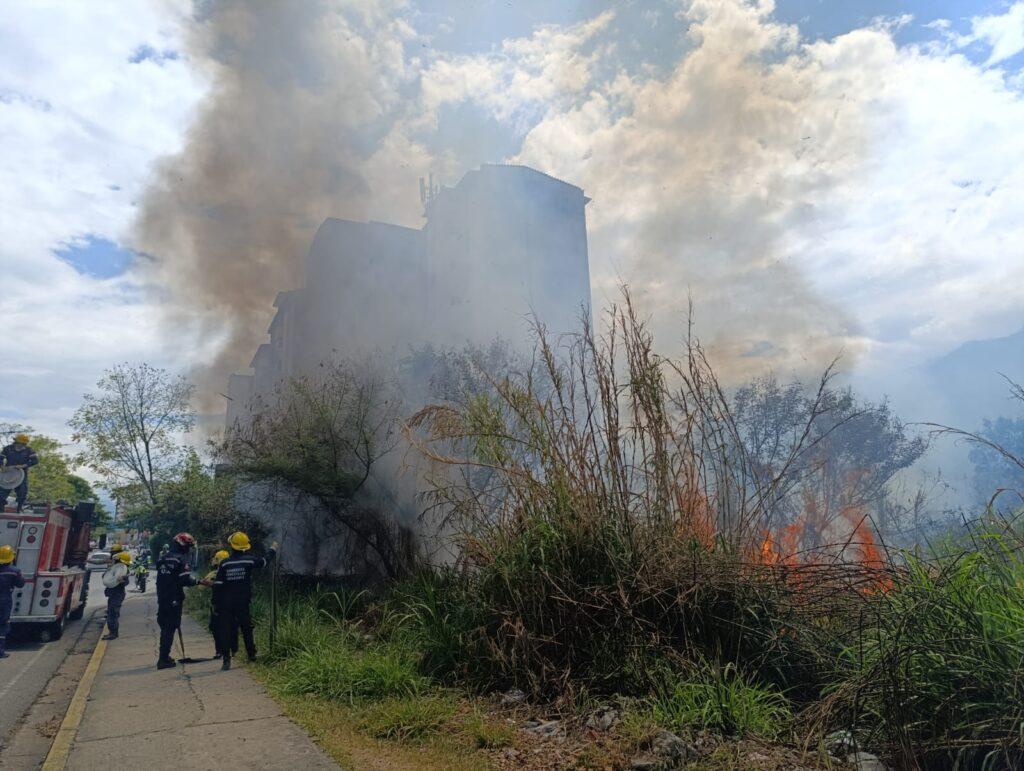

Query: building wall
<box><xmin>233</xmin><ymin>163</ymin><xmax>592</xmax><ymax>412</ymax></box>
<box><xmin>227</xmin><ymin>164</ymin><xmax>592</xmax><ymax>575</ymax></box>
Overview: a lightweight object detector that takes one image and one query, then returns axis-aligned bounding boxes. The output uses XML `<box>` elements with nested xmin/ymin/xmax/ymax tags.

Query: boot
<box><xmin>102</xmin><ymin>633</ymin><xmax>118</xmax><ymax>640</ymax></box>
<box><xmin>157</xmin><ymin>658</ymin><xmax>177</xmax><ymax>670</ymax></box>
<box><xmin>0</xmin><ymin>637</ymin><xmax>7</xmax><ymax>659</ymax></box>
<box><xmin>221</xmin><ymin>654</ymin><xmax>231</xmax><ymax>671</ymax></box>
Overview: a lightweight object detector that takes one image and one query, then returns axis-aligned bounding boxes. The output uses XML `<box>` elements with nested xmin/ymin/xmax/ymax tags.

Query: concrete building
<box><xmin>227</xmin><ymin>163</ymin><xmax>592</xmax><ymax>426</ymax></box>
<box><xmin>224</xmin><ymin>164</ymin><xmax>592</xmax><ymax>577</ymax></box>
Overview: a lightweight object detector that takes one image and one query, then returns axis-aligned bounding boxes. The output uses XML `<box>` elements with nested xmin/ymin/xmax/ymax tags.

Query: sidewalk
<box><xmin>60</xmin><ymin>591</ymin><xmax>337</xmax><ymax>770</ymax></box>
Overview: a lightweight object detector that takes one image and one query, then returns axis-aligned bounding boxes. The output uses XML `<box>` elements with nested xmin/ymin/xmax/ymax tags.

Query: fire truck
<box><xmin>1</xmin><ymin>500</ymin><xmax>94</xmax><ymax>641</ymax></box>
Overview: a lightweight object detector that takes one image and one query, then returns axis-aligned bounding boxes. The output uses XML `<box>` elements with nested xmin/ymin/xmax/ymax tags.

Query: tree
<box><xmin>69</xmin><ymin>363</ymin><xmax>195</xmax><ymax>504</ymax></box>
<box><xmin>219</xmin><ymin>361</ymin><xmax>414</xmax><ymax>580</ymax></box>
<box><xmin>930</xmin><ymin>378</ymin><xmax>1024</xmax><ymax>507</ymax></box>
<box><xmin>23</xmin><ymin>435</ymin><xmax>76</xmax><ymax>503</ymax></box>
<box><xmin>732</xmin><ymin>375</ymin><xmax>927</xmax><ymax>545</ymax></box>
<box><xmin>968</xmin><ymin>416</ymin><xmax>1024</xmax><ymax>502</ymax></box>
<box><xmin>133</xmin><ymin>448</ymin><xmax>251</xmax><ymax>548</ymax></box>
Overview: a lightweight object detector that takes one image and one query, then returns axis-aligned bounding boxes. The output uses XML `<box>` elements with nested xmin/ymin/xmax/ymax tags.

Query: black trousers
<box><xmin>156</xmin><ymin>601</ymin><xmax>182</xmax><ymax>661</ymax></box>
<box><xmin>209</xmin><ymin>607</ymin><xmax>238</xmax><ymax>655</ymax></box>
<box><xmin>105</xmin><ymin>589</ymin><xmax>125</xmax><ymax>636</ymax></box>
<box><xmin>2</xmin><ymin>479</ymin><xmax>27</xmax><ymax>510</ymax></box>
<box><xmin>218</xmin><ymin>602</ymin><xmax>255</xmax><ymax>661</ymax></box>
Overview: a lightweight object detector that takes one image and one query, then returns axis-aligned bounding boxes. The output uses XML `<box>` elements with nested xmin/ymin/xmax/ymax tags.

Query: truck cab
<box><xmin>1</xmin><ymin>501</ymin><xmax>94</xmax><ymax>641</ymax></box>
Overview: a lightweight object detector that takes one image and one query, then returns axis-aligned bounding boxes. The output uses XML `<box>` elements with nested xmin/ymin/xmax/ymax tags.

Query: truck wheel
<box><xmin>69</xmin><ymin>582</ymin><xmax>88</xmax><ymax>620</ymax></box>
<box><xmin>40</xmin><ymin>611</ymin><xmax>67</xmax><ymax>642</ymax></box>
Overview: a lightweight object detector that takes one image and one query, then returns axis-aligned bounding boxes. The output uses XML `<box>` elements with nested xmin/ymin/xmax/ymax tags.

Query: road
<box><xmin>0</xmin><ymin>571</ymin><xmax>107</xmax><ymax>744</ymax></box>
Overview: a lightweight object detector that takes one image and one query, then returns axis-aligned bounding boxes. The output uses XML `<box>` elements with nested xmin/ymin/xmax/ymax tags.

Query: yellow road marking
<box><xmin>40</xmin><ymin>621</ymin><xmax>108</xmax><ymax>771</ymax></box>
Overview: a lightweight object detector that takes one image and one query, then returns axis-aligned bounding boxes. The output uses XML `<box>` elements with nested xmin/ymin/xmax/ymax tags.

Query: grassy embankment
<box><xmin>189</xmin><ymin>301</ymin><xmax>1024</xmax><ymax>769</ymax></box>
<box><xmin>187</xmin><ymin>525</ymin><xmax>1024</xmax><ymax>770</ymax></box>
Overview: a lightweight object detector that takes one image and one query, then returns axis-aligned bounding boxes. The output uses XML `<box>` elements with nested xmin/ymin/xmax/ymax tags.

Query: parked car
<box><xmin>86</xmin><ymin>550</ymin><xmax>111</xmax><ymax>571</ymax></box>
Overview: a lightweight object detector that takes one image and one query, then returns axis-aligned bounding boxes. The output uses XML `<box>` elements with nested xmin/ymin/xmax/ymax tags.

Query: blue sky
<box><xmin>2</xmin><ymin>0</ymin><xmax>1024</xmax><ymax>453</ymax></box>
<box><xmin>56</xmin><ymin>236</ymin><xmax>135</xmax><ymax>279</ymax></box>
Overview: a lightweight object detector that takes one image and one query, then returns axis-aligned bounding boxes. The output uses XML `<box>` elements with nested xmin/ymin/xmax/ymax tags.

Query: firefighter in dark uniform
<box><xmin>203</xmin><ymin>549</ymin><xmax>233</xmax><ymax>658</ymax></box>
<box><xmin>1</xmin><ymin>434</ymin><xmax>39</xmax><ymax>512</ymax></box>
<box><xmin>1</xmin><ymin>544</ymin><xmax>26</xmax><ymax>658</ymax></box>
<box><xmin>155</xmin><ymin>532</ymin><xmax>199</xmax><ymax>669</ymax></box>
<box><xmin>213</xmin><ymin>531</ymin><xmax>276</xmax><ymax>671</ymax></box>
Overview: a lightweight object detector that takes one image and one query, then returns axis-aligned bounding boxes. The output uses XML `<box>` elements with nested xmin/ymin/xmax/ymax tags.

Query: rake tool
<box><xmin>177</xmin><ymin>624</ymin><xmax>218</xmax><ymax>664</ymax></box>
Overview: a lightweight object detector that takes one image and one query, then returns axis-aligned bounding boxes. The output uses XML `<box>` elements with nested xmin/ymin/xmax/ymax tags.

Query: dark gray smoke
<box><xmin>133</xmin><ymin>0</ymin><xmax>424</xmax><ymax>404</ymax></box>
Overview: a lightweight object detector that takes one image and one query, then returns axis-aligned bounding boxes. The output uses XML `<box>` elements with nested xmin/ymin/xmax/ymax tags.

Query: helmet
<box><xmin>0</xmin><ymin>545</ymin><xmax>14</xmax><ymax>564</ymax></box>
<box><xmin>13</xmin><ymin>433</ymin><xmax>29</xmax><ymax>445</ymax></box>
<box><xmin>227</xmin><ymin>532</ymin><xmax>251</xmax><ymax>552</ymax></box>
<box><xmin>212</xmin><ymin>549</ymin><xmax>229</xmax><ymax>566</ymax></box>
<box><xmin>116</xmin><ymin>551</ymin><xmax>131</xmax><ymax>564</ymax></box>
<box><xmin>110</xmin><ymin>543</ymin><xmax>123</xmax><ymax>554</ymax></box>
<box><xmin>173</xmin><ymin>532</ymin><xmax>196</xmax><ymax>548</ymax></box>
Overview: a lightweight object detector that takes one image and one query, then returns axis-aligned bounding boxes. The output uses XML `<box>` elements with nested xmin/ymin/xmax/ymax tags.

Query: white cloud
<box><xmin>968</xmin><ymin>1</ymin><xmax>1024</xmax><ymax>65</ymax></box>
<box><xmin>0</xmin><ymin>0</ymin><xmax>206</xmax><ymax>438</ymax></box>
<box><xmin>419</xmin><ymin>0</ymin><xmax>1024</xmax><ymax>383</ymax></box>
<box><xmin>7</xmin><ymin>0</ymin><xmax>1024</xmax><ymax>445</ymax></box>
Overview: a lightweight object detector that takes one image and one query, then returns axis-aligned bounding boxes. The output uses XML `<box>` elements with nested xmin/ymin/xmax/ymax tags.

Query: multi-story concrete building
<box><xmin>227</xmin><ymin>164</ymin><xmax>592</xmax><ymax>427</ymax></box>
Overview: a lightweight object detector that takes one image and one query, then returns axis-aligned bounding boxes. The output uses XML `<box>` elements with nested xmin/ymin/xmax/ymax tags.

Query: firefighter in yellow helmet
<box><xmin>101</xmin><ymin>551</ymin><xmax>131</xmax><ymax>640</ymax></box>
<box><xmin>204</xmin><ymin>550</ymin><xmax>232</xmax><ymax>659</ymax></box>
<box><xmin>0</xmin><ymin>545</ymin><xmax>26</xmax><ymax>658</ymax></box>
<box><xmin>1</xmin><ymin>434</ymin><xmax>39</xmax><ymax>512</ymax></box>
<box><xmin>213</xmin><ymin>532</ymin><xmax>276</xmax><ymax>670</ymax></box>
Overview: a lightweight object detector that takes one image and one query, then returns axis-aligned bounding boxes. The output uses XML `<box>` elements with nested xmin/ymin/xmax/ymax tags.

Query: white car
<box><xmin>86</xmin><ymin>550</ymin><xmax>111</xmax><ymax>571</ymax></box>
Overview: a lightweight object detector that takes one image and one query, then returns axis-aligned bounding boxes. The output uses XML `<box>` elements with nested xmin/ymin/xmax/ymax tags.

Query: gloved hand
<box><xmin>271</xmin><ymin>541</ymin><xmax>279</xmax><ymax>551</ymax></box>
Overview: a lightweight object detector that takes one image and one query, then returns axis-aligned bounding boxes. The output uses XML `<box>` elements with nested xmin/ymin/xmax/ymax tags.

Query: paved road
<box><xmin>0</xmin><ymin>572</ymin><xmax>107</xmax><ymax>743</ymax></box>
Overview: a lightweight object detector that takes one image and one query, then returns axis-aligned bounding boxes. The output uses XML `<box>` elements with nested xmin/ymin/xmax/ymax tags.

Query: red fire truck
<box><xmin>0</xmin><ymin>501</ymin><xmax>94</xmax><ymax>641</ymax></box>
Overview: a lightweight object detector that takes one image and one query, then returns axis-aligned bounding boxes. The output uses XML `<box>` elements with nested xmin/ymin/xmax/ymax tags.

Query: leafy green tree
<box><xmin>22</xmin><ymin>435</ymin><xmax>75</xmax><ymax>503</ymax></box>
<box><xmin>133</xmin><ymin>449</ymin><xmax>254</xmax><ymax>550</ymax></box>
<box><xmin>69</xmin><ymin>363</ymin><xmax>195</xmax><ymax>504</ymax></box>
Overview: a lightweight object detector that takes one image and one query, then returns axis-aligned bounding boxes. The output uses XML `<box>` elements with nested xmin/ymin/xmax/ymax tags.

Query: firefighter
<box><xmin>213</xmin><ymin>532</ymin><xmax>276</xmax><ymax>671</ymax></box>
<box><xmin>1</xmin><ymin>434</ymin><xmax>39</xmax><ymax>512</ymax></box>
<box><xmin>155</xmin><ymin>532</ymin><xmax>200</xmax><ymax>669</ymax></box>
<box><xmin>101</xmin><ymin>551</ymin><xmax>131</xmax><ymax>640</ymax></box>
<box><xmin>204</xmin><ymin>550</ymin><xmax>233</xmax><ymax>658</ymax></box>
<box><xmin>0</xmin><ymin>544</ymin><xmax>26</xmax><ymax>659</ymax></box>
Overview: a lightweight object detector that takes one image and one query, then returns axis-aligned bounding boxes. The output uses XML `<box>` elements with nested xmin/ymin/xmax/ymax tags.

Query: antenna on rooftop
<box><xmin>419</xmin><ymin>172</ymin><xmax>440</xmax><ymax>208</ymax></box>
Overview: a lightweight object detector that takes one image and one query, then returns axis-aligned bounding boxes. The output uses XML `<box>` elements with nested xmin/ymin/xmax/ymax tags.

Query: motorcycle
<box><xmin>134</xmin><ymin>563</ymin><xmax>149</xmax><ymax>593</ymax></box>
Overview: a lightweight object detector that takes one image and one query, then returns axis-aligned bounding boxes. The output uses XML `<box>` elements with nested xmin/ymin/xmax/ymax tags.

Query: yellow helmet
<box><xmin>0</xmin><ymin>545</ymin><xmax>14</xmax><ymax>564</ymax></box>
<box><xmin>227</xmin><ymin>532</ymin><xmax>251</xmax><ymax>552</ymax></box>
<box><xmin>110</xmin><ymin>543</ymin><xmax>123</xmax><ymax>554</ymax></box>
<box><xmin>116</xmin><ymin>551</ymin><xmax>131</xmax><ymax>564</ymax></box>
<box><xmin>13</xmin><ymin>433</ymin><xmax>29</xmax><ymax>445</ymax></box>
<box><xmin>212</xmin><ymin>549</ymin><xmax>230</xmax><ymax>566</ymax></box>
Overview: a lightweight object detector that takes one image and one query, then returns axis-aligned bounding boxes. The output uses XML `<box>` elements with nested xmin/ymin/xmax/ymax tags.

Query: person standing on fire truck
<box><xmin>1</xmin><ymin>434</ymin><xmax>39</xmax><ymax>512</ymax></box>
<box><xmin>0</xmin><ymin>545</ymin><xmax>26</xmax><ymax>659</ymax></box>
<box><xmin>155</xmin><ymin>532</ymin><xmax>201</xmax><ymax>669</ymax></box>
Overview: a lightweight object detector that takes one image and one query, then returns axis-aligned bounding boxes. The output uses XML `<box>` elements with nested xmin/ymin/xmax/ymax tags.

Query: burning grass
<box><xmin>214</xmin><ymin>290</ymin><xmax>1023</xmax><ymax>768</ymax></box>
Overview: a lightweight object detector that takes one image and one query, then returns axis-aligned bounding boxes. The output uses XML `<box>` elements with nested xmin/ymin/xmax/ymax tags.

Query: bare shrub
<box><xmin>220</xmin><ymin>360</ymin><xmax>417</xmax><ymax>581</ymax></box>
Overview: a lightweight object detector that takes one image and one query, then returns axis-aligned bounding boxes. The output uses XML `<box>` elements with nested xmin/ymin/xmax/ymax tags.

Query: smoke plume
<box><xmin>137</xmin><ymin>0</ymin><xmax>882</xmax><ymax>408</ymax></box>
<box><xmin>133</xmin><ymin>0</ymin><xmax>429</xmax><ymax>403</ymax></box>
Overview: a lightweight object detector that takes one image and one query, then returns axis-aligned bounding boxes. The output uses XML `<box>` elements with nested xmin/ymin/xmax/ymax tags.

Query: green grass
<box><xmin>356</xmin><ymin>694</ymin><xmax>459</xmax><ymax>741</ymax></box>
<box><xmin>463</xmin><ymin>710</ymin><xmax>515</xmax><ymax>749</ymax></box>
<box><xmin>830</xmin><ymin>529</ymin><xmax>1024</xmax><ymax>768</ymax></box>
<box><xmin>643</xmin><ymin>663</ymin><xmax>791</xmax><ymax>739</ymax></box>
<box><xmin>275</xmin><ymin>633</ymin><xmax>427</xmax><ymax>704</ymax></box>
<box><xmin>188</xmin><ymin>519</ymin><xmax>1024</xmax><ymax>770</ymax></box>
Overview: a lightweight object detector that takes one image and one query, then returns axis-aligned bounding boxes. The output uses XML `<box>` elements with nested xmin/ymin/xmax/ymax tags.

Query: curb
<box><xmin>40</xmin><ymin>620</ymin><xmax>110</xmax><ymax>771</ymax></box>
